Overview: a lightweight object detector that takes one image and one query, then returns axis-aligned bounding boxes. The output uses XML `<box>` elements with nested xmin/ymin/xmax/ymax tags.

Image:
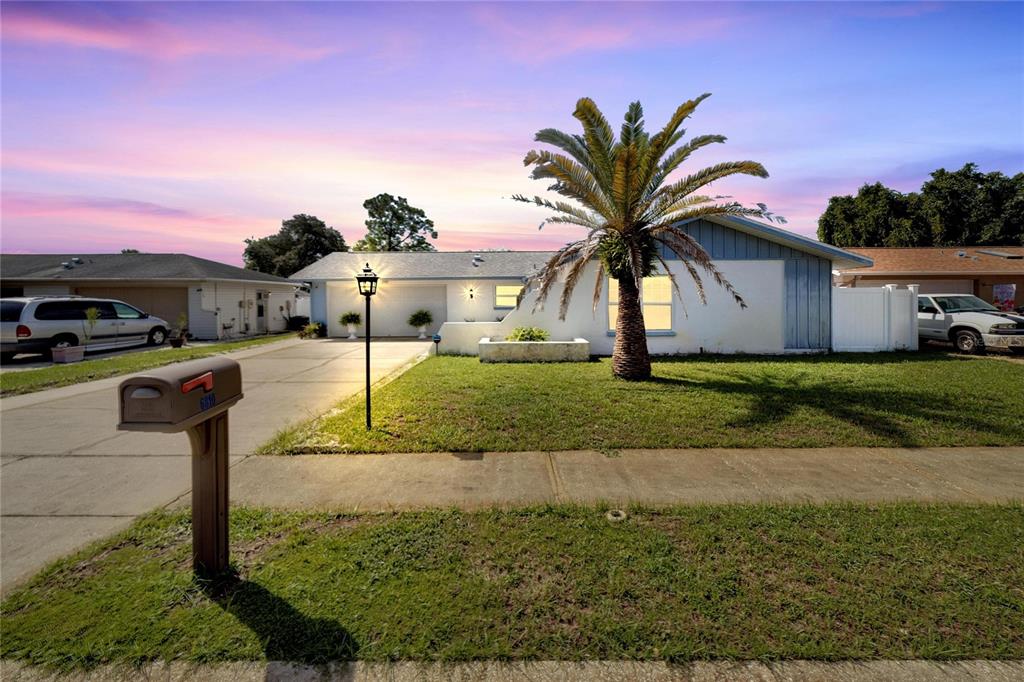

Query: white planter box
<box><xmin>479</xmin><ymin>337</ymin><xmax>590</xmax><ymax>363</ymax></box>
<box><xmin>51</xmin><ymin>345</ymin><xmax>85</xmax><ymax>363</ymax></box>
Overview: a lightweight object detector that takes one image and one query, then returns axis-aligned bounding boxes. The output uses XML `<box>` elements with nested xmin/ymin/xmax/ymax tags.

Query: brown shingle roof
<box><xmin>837</xmin><ymin>247</ymin><xmax>1024</xmax><ymax>275</ymax></box>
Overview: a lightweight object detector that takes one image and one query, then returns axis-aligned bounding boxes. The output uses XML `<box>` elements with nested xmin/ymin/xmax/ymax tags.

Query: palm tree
<box><xmin>513</xmin><ymin>94</ymin><xmax>783</xmax><ymax>380</ymax></box>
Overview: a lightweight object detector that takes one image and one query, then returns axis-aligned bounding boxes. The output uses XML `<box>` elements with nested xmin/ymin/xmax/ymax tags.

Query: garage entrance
<box><xmin>74</xmin><ymin>286</ymin><xmax>188</xmax><ymax>326</ymax></box>
<box><xmin>326</xmin><ymin>280</ymin><xmax>447</xmax><ymax>337</ymax></box>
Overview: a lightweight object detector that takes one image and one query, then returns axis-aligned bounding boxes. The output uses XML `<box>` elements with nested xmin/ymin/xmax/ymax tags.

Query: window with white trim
<box><xmin>608</xmin><ymin>276</ymin><xmax>672</xmax><ymax>332</ymax></box>
<box><xmin>494</xmin><ymin>284</ymin><xmax>522</xmax><ymax>308</ymax></box>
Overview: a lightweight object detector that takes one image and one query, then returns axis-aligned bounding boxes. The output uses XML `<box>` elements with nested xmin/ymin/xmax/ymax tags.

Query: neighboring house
<box><xmin>835</xmin><ymin>247</ymin><xmax>1024</xmax><ymax>308</ymax></box>
<box><xmin>291</xmin><ymin>216</ymin><xmax>874</xmax><ymax>354</ymax></box>
<box><xmin>1</xmin><ymin>253</ymin><xmax>305</xmax><ymax>340</ymax></box>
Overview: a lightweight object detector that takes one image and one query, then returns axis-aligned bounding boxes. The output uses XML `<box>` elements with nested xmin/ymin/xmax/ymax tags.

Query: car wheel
<box><xmin>148</xmin><ymin>327</ymin><xmax>167</xmax><ymax>346</ymax></box>
<box><xmin>954</xmin><ymin>329</ymin><xmax>984</xmax><ymax>355</ymax></box>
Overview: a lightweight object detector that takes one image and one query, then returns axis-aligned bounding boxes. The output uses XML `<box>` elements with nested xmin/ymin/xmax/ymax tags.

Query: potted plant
<box><xmin>53</xmin><ymin>306</ymin><xmax>99</xmax><ymax>364</ymax></box>
<box><xmin>408</xmin><ymin>309</ymin><xmax>433</xmax><ymax>339</ymax></box>
<box><xmin>170</xmin><ymin>312</ymin><xmax>188</xmax><ymax>348</ymax></box>
<box><xmin>340</xmin><ymin>311</ymin><xmax>361</xmax><ymax>340</ymax></box>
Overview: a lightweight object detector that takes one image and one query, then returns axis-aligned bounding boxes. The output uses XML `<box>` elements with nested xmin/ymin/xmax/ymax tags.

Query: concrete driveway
<box><xmin>0</xmin><ymin>337</ymin><xmax>430</xmax><ymax>593</ymax></box>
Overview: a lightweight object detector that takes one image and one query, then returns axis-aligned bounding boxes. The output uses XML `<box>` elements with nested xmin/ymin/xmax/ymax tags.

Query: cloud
<box><xmin>468</xmin><ymin>3</ymin><xmax>739</xmax><ymax>63</ymax></box>
<box><xmin>1</xmin><ymin>189</ymin><xmax>256</xmax><ymax>242</ymax></box>
<box><xmin>1</xmin><ymin>3</ymin><xmax>338</xmax><ymax>62</ymax></box>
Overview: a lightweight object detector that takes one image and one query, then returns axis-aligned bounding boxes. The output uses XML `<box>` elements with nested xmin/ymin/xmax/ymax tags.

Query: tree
<box><xmin>514</xmin><ymin>95</ymin><xmax>781</xmax><ymax>380</ymax></box>
<box><xmin>120</xmin><ymin>248</ymin><xmax>140</xmax><ymax>254</ymax></box>
<box><xmin>244</xmin><ymin>214</ymin><xmax>348</xmax><ymax>277</ymax></box>
<box><xmin>353</xmin><ymin>194</ymin><xmax>438</xmax><ymax>251</ymax></box>
<box><xmin>818</xmin><ymin>164</ymin><xmax>1023</xmax><ymax>247</ymax></box>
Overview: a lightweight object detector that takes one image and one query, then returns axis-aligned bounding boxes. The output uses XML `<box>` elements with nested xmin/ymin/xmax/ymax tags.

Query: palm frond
<box><xmin>652</xmin><ymin>251</ymin><xmax>688</xmax><ymax>319</ymax></box>
<box><xmin>654</xmin><ymin>161</ymin><xmax>769</xmax><ymax>212</ymax></box>
<box><xmin>573</xmin><ymin>98</ymin><xmax>616</xmax><ymax>188</ymax></box>
<box><xmin>557</xmin><ymin>239</ymin><xmax>602</xmax><ymax>320</ymax></box>
<box><xmin>591</xmin><ymin>260</ymin><xmax>605</xmax><ymax>314</ymax></box>
<box><xmin>619</xmin><ymin>101</ymin><xmax>645</xmax><ymax>147</ymax></box>
<box><xmin>655</xmin><ymin>227</ymin><xmax>746</xmax><ymax>308</ymax></box>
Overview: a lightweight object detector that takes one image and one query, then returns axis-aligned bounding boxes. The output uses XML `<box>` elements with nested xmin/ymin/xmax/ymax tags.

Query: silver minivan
<box><xmin>1</xmin><ymin>297</ymin><xmax>169</xmax><ymax>362</ymax></box>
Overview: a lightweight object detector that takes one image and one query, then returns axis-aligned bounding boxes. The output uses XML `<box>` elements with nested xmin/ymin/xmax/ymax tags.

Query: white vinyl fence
<box><xmin>832</xmin><ymin>284</ymin><xmax>919</xmax><ymax>352</ymax></box>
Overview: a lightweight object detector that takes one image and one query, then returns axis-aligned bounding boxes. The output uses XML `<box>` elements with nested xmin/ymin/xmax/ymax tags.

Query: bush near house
<box><xmin>408</xmin><ymin>309</ymin><xmax>433</xmax><ymax>328</ymax></box>
<box><xmin>339</xmin><ymin>312</ymin><xmax>361</xmax><ymax>326</ymax></box>
<box><xmin>298</xmin><ymin>323</ymin><xmax>322</xmax><ymax>339</ymax></box>
<box><xmin>505</xmin><ymin>326</ymin><xmax>550</xmax><ymax>342</ymax></box>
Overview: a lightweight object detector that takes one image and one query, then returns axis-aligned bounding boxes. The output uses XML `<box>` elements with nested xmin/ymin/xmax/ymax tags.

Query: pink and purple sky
<box><xmin>2</xmin><ymin>1</ymin><xmax>1022</xmax><ymax>265</ymax></box>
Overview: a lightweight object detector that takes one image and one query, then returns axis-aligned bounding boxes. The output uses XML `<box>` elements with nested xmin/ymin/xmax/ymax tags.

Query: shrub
<box><xmin>506</xmin><ymin>326</ymin><xmax>549</xmax><ymax>342</ymax></box>
<box><xmin>340</xmin><ymin>312</ymin><xmax>361</xmax><ymax>326</ymax></box>
<box><xmin>285</xmin><ymin>315</ymin><xmax>310</xmax><ymax>331</ymax></box>
<box><xmin>299</xmin><ymin>322</ymin><xmax>322</xmax><ymax>339</ymax></box>
<box><xmin>408</xmin><ymin>309</ymin><xmax>433</xmax><ymax>328</ymax></box>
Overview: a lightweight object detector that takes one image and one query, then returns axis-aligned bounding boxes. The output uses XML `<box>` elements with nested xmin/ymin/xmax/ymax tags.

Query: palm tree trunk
<box><xmin>612</xmin><ymin>275</ymin><xmax>651</xmax><ymax>380</ymax></box>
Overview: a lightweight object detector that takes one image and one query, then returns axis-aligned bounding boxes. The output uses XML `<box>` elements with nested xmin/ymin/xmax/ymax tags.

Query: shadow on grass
<box><xmin>200</xmin><ymin>572</ymin><xmax>358</xmax><ymax>663</ymax></box>
<box><xmin>639</xmin><ymin>363</ymin><xmax>1020</xmax><ymax>446</ymax></box>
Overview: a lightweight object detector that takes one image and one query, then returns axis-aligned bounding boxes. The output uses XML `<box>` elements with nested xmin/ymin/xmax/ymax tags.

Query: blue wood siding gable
<box><xmin>658</xmin><ymin>219</ymin><xmax>832</xmax><ymax>349</ymax></box>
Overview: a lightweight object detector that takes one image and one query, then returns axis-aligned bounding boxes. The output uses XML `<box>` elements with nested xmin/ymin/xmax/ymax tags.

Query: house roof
<box><xmin>707</xmin><ymin>215</ymin><xmax>874</xmax><ymax>269</ymax></box>
<box><xmin>835</xmin><ymin>247</ymin><xmax>1024</xmax><ymax>276</ymax></box>
<box><xmin>290</xmin><ymin>251</ymin><xmax>558</xmax><ymax>281</ymax></box>
<box><xmin>293</xmin><ymin>219</ymin><xmax>874</xmax><ymax>282</ymax></box>
<box><xmin>0</xmin><ymin>253</ymin><xmax>296</xmax><ymax>284</ymax></box>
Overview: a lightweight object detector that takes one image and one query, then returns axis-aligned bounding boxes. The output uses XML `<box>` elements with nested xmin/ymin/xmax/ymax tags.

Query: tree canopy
<box><xmin>244</xmin><ymin>214</ymin><xmax>348</xmax><ymax>277</ymax></box>
<box><xmin>818</xmin><ymin>164</ymin><xmax>1023</xmax><ymax>247</ymax></box>
<box><xmin>353</xmin><ymin>194</ymin><xmax>438</xmax><ymax>251</ymax></box>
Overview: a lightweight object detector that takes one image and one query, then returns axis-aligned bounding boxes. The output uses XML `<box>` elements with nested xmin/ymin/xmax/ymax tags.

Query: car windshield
<box><xmin>932</xmin><ymin>295</ymin><xmax>998</xmax><ymax>313</ymax></box>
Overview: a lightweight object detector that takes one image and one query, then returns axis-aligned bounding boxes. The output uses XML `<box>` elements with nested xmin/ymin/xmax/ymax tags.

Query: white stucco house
<box><xmin>290</xmin><ymin>216</ymin><xmax>875</xmax><ymax>355</ymax></box>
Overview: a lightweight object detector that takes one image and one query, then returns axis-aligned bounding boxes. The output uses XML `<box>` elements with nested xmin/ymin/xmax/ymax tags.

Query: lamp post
<box><xmin>355</xmin><ymin>263</ymin><xmax>378</xmax><ymax>430</ymax></box>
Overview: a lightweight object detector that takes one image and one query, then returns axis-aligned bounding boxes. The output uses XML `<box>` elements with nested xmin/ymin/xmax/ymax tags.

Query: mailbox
<box><xmin>117</xmin><ymin>357</ymin><xmax>244</xmax><ymax>576</ymax></box>
<box><xmin>118</xmin><ymin>357</ymin><xmax>242</xmax><ymax>432</ymax></box>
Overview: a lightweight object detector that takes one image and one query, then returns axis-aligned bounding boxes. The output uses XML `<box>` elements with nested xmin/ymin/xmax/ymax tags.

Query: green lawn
<box><xmin>265</xmin><ymin>353</ymin><xmax>1024</xmax><ymax>453</ymax></box>
<box><xmin>0</xmin><ymin>334</ymin><xmax>294</xmax><ymax>396</ymax></box>
<box><xmin>2</xmin><ymin>504</ymin><xmax>1022</xmax><ymax>667</ymax></box>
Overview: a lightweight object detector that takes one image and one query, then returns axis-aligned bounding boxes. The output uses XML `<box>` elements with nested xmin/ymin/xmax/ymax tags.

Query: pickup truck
<box><xmin>918</xmin><ymin>293</ymin><xmax>1024</xmax><ymax>354</ymax></box>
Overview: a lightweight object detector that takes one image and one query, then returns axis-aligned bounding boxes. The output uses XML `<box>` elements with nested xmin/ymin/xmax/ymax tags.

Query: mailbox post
<box><xmin>117</xmin><ymin>357</ymin><xmax>243</xmax><ymax>575</ymax></box>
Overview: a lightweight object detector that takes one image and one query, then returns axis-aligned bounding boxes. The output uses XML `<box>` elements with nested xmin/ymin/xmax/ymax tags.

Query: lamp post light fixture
<box><xmin>355</xmin><ymin>263</ymin><xmax>379</xmax><ymax>430</ymax></box>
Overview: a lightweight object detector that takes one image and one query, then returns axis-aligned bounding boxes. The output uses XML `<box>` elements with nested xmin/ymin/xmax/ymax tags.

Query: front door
<box><xmin>256</xmin><ymin>291</ymin><xmax>267</xmax><ymax>332</ymax></box>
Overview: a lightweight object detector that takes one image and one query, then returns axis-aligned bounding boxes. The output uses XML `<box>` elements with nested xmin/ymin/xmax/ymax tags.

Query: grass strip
<box><xmin>0</xmin><ymin>334</ymin><xmax>294</xmax><ymax>396</ymax></box>
<box><xmin>3</xmin><ymin>504</ymin><xmax>1022</xmax><ymax>668</ymax></box>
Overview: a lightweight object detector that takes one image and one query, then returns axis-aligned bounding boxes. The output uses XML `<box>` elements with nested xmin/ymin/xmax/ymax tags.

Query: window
<box><xmin>495</xmin><ymin>284</ymin><xmax>523</xmax><ymax>308</ymax></box>
<box><xmin>1</xmin><ymin>301</ymin><xmax>25</xmax><ymax>322</ymax></box>
<box><xmin>111</xmin><ymin>302</ymin><xmax>143</xmax><ymax>319</ymax></box>
<box><xmin>608</xmin><ymin>275</ymin><xmax>673</xmax><ymax>332</ymax></box>
<box><xmin>35</xmin><ymin>301</ymin><xmax>85</xmax><ymax>320</ymax></box>
<box><xmin>932</xmin><ymin>295</ymin><xmax>997</xmax><ymax>313</ymax></box>
<box><xmin>917</xmin><ymin>297</ymin><xmax>937</xmax><ymax>313</ymax></box>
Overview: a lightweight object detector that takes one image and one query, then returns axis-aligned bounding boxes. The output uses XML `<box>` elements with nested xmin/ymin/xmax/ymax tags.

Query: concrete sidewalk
<box><xmin>0</xmin><ymin>338</ymin><xmax>431</xmax><ymax>593</ymax></box>
<box><xmin>4</xmin><ymin>659</ymin><xmax>1024</xmax><ymax>681</ymax></box>
<box><xmin>225</xmin><ymin>447</ymin><xmax>1024</xmax><ymax>510</ymax></box>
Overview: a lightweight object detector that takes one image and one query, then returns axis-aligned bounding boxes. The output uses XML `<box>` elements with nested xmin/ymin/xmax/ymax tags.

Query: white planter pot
<box><xmin>417</xmin><ymin>325</ymin><xmax>427</xmax><ymax>340</ymax></box>
<box><xmin>51</xmin><ymin>345</ymin><xmax>85</xmax><ymax>363</ymax></box>
<box><xmin>347</xmin><ymin>324</ymin><xmax>357</xmax><ymax>340</ymax></box>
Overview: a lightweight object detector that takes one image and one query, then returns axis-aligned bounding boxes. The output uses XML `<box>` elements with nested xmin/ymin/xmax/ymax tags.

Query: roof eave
<box><xmin>703</xmin><ymin>215</ymin><xmax>874</xmax><ymax>269</ymax></box>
